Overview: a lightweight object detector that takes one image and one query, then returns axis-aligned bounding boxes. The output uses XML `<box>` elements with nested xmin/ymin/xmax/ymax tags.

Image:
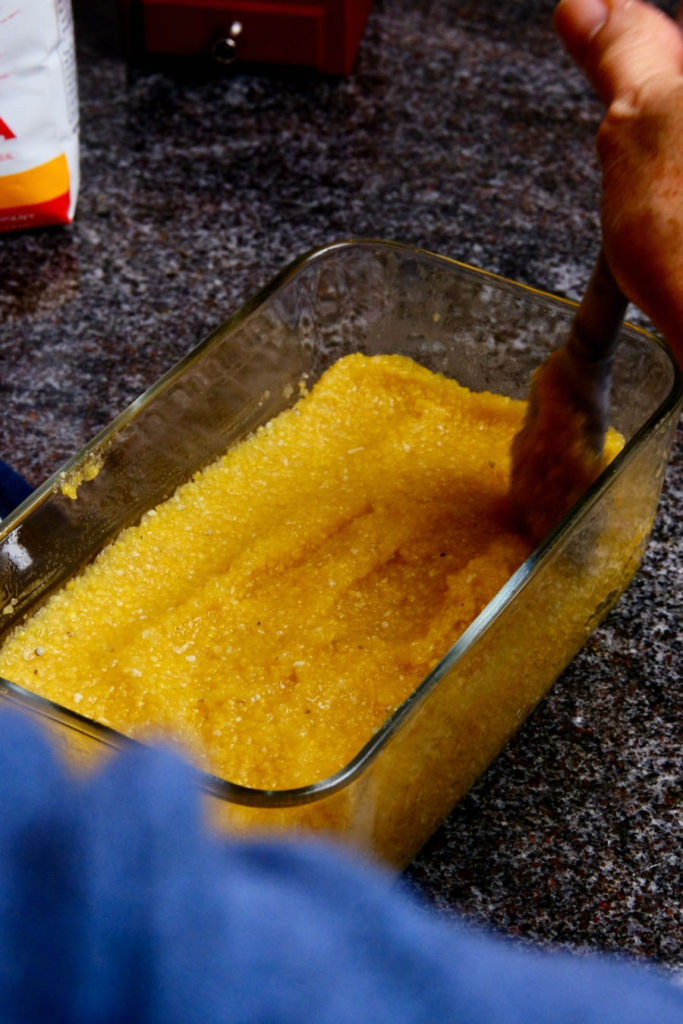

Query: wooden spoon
<box><xmin>509</xmin><ymin>249</ymin><xmax>628</xmax><ymax>543</ymax></box>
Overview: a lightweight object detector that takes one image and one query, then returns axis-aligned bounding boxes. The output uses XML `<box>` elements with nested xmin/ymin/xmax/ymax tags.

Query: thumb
<box><xmin>554</xmin><ymin>0</ymin><xmax>683</xmax><ymax>105</ymax></box>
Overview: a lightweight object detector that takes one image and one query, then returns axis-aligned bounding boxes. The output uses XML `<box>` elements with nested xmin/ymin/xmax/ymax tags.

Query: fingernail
<box><xmin>585</xmin><ymin>0</ymin><xmax>610</xmax><ymax>39</ymax></box>
<box><xmin>556</xmin><ymin>0</ymin><xmax>609</xmax><ymax>41</ymax></box>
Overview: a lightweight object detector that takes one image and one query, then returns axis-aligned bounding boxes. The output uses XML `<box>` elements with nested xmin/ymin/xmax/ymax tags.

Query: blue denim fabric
<box><xmin>0</xmin><ymin>461</ymin><xmax>32</xmax><ymax>518</ymax></box>
<box><xmin>0</xmin><ymin>711</ymin><xmax>680</xmax><ymax>1024</ymax></box>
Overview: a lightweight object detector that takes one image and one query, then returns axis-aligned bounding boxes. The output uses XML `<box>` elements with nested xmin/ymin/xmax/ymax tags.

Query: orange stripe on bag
<box><xmin>0</xmin><ymin>153</ymin><xmax>70</xmax><ymax>210</ymax></box>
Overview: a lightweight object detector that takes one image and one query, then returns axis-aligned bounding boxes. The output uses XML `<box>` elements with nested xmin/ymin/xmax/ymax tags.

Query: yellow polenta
<box><xmin>0</xmin><ymin>354</ymin><xmax>534</xmax><ymax>789</ymax></box>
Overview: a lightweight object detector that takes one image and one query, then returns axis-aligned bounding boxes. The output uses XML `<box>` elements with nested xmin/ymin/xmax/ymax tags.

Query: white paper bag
<box><xmin>0</xmin><ymin>0</ymin><xmax>79</xmax><ymax>231</ymax></box>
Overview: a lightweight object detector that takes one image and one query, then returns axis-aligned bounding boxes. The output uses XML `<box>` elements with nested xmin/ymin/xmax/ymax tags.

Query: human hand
<box><xmin>554</xmin><ymin>0</ymin><xmax>683</xmax><ymax>366</ymax></box>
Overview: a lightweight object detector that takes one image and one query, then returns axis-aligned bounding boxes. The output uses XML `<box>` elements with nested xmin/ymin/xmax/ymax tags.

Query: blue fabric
<box><xmin>0</xmin><ymin>461</ymin><xmax>32</xmax><ymax>518</ymax></box>
<box><xmin>0</xmin><ymin>710</ymin><xmax>680</xmax><ymax>1024</ymax></box>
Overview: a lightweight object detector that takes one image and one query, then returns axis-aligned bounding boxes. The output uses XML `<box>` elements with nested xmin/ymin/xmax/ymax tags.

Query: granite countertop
<box><xmin>0</xmin><ymin>0</ymin><xmax>680</xmax><ymax>970</ymax></box>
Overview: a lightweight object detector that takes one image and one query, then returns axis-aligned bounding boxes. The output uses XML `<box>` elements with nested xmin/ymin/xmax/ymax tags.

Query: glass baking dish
<box><xmin>0</xmin><ymin>239</ymin><xmax>680</xmax><ymax>868</ymax></box>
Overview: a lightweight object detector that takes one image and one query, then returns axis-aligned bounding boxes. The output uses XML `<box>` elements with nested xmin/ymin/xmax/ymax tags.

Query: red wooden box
<box><xmin>118</xmin><ymin>0</ymin><xmax>374</xmax><ymax>75</ymax></box>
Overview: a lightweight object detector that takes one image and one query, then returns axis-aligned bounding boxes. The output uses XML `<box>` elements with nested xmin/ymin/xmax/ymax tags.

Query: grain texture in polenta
<box><xmin>0</xmin><ymin>354</ymin><xmax>533</xmax><ymax>789</ymax></box>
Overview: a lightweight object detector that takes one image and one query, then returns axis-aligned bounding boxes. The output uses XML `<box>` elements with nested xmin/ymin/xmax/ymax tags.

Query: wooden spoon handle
<box><xmin>564</xmin><ymin>248</ymin><xmax>628</xmax><ymax>452</ymax></box>
<box><xmin>568</xmin><ymin>248</ymin><xmax>628</xmax><ymax>365</ymax></box>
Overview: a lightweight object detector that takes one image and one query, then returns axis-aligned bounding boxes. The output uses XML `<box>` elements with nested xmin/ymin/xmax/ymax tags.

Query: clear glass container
<box><xmin>0</xmin><ymin>240</ymin><xmax>680</xmax><ymax>867</ymax></box>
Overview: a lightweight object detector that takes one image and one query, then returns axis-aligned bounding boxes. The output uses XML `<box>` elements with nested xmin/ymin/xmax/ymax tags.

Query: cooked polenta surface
<box><xmin>0</xmin><ymin>354</ymin><xmax>533</xmax><ymax>788</ymax></box>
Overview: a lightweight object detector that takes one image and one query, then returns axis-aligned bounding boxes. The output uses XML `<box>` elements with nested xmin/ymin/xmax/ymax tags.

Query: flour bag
<box><xmin>0</xmin><ymin>0</ymin><xmax>79</xmax><ymax>231</ymax></box>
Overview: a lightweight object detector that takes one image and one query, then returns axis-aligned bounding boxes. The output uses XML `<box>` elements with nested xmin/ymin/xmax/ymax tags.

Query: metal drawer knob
<box><xmin>212</xmin><ymin>21</ymin><xmax>243</xmax><ymax>65</ymax></box>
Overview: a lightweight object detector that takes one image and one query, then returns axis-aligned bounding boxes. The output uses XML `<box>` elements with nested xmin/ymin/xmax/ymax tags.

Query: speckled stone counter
<box><xmin>0</xmin><ymin>0</ymin><xmax>680</xmax><ymax>971</ymax></box>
